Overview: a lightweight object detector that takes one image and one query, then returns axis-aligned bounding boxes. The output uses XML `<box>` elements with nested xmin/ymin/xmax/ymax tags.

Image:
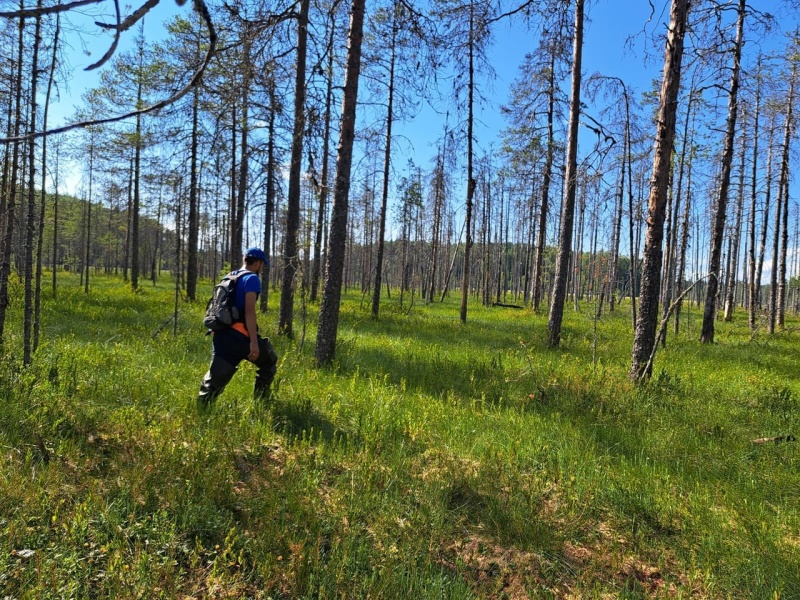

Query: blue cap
<box><xmin>244</xmin><ymin>247</ymin><xmax>268</xmax><ymax>264</ymax></box>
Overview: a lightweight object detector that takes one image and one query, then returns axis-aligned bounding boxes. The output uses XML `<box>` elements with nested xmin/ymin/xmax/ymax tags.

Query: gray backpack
<box><xmin>203</xmin><ymin>271</ymin><xmax>244</xmax><ymax>332</ymax></box>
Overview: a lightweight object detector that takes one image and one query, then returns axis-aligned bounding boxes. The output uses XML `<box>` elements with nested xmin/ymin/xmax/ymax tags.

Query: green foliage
<box><xmin>1</xmin><ymin>273</ymin><xmax>799</xmax><ymax>598</ymax></box>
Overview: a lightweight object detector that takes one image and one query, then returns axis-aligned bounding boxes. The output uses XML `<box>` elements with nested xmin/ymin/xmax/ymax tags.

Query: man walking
<box><xmin>197</xmin><ymin>248</ymin><xmax>278</xmax><ymax>408</ymax></box>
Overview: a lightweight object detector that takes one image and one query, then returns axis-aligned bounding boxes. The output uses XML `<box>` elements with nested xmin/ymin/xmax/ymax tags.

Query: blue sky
<box><xmin>49</xmin><ymin>0</ymin><xmax>800</xmax><ymax>284</ymax></box>
<box><xmin>52</xmin><ymin>0</ymin><xmax>661</xmax><ymax>174</ymax></box>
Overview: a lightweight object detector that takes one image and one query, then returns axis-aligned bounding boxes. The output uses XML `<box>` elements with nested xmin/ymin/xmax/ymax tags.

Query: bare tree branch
<box><xmin>0</xmin><ymin>0</ymin><xmax>102</xmax><ymax>18</ymax></box>
<box><xmin>95</xmin><ymin>0</ymin><xmax>159</xmax><ymax>34</ymax></box>
<box><xmin>486</xmin><ymin>0</ymin><xmax>537</xmax><ymax>26</ymax></box>
<box><xmin>86</xmin><ymin>0</ymin><xmax>121</xmax><ymax>71</ymax></box>
<box><xmin>0</xmin><ymin>0</ymin><xmax>218</xmax><ymax>143</ymax></box>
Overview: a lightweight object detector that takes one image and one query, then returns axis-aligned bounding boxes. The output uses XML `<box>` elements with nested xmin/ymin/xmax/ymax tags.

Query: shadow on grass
<box><xmin>270</xmin><ymin>395</ymin><xmax>359</xmax><ymax>446</ymax></box>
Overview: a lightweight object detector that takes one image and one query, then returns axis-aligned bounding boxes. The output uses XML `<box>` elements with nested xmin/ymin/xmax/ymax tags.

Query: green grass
<box><xmin>1</xmin><ymin>273</ymin><xmax>799</xmax><ymax>598</ymax></box>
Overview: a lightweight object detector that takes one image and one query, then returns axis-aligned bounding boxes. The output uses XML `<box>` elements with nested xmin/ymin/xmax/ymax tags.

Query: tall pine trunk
<box><xmin>186</xmin><ymin>84</ymin><xmax>200</xmax><ymax>301</ymax></box>
<box><xmin>700</xmin><ymin>0</ymin><xmax>745</xmax><ymax>343</ymax></box>
<box><xmin>261</xmin><ymin>79</ymin><xmax>277</xmax><ymax>313</ymax></box>
<box><xmin>83</xmin><ymin>135</ymin><xmax>93</xmax><ymax>295</ymax></box>
<box><xmin>747</xmin><ymin>60</ymin><xmax>762</xmax><ymax>331</ymax></box>
<box><xmin>311</xmin><ymin>17</ymin><xmax>336</xmax><ymax>303</ymax></box>
<box><xmin>532</xmin><ymin>51</ymin><xmax>557</xmax><ymax>313</ymax></box>
<box><xmin>630</xmin><ymin>0</ymin><xmax>690</xmax><ymax>380</ymax></box>
<box><xmin>131</xmin><ymin>77</ymin><xmax>143</xmax><ymax>291</ymax></box>
<box><xmin>775</xmin><ymin>55</ymin><xmax>796</xmax><ymax>329</ymax></box>
<box><xmin>280</xmin><ymin>0</ymin><xmax>310</xmax><ymax>337</ymax></box>
<box><xmin>235</xmin><ymin>29</ymin><xmax>251</xmax><ymax>265</ymax></box>
<box><xmin>723</xmin><ymin>110</ymin><xmax>747</xmax><ymax>321</ymax></box>
<box><xmin>35</xmin><ymin>12</ymin><xmax>59</xmax><ymax>352</ymax></box>
<box><xmin>315</xmin><ymin>0</ymin><xmax>365</xmax><ymax>365</ymax></box>
<box><xmin>547</xmin><ymin>0</ymin><xmax>584</xmax><ymax>346</ymax></box>
<box><xmin>460</xmin><ymin>1</ymin><xmax>476</xmax><ymax>324</ymax></box>
<box><xmin>756</xmin><ymin>123</ymin><xmax>775</xmax><ymax>325</ymax></box>
<box><xmin>0</xmin><ymin>6</ymin><xmax>26</xmax><ymax>349</ymax></box>
<box><xmin>371</xmin><ymin>6</ymin><xmax>398</xmax><ymax>319</ymax></box>
<box><xmin>23</xmin><ymin>6</ymin><xmax>41</xmax><ymax>365</ymax></box>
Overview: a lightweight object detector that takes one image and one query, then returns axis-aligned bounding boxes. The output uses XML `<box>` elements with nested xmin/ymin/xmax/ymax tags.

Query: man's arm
<box><xmin>244</xmin><ymin>291</ymin><xmax>260</xmax><ymax>361</ymax></box>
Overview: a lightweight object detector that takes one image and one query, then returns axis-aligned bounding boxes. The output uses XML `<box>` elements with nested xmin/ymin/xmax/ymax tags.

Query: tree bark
<box><xmin>756</xmin><ymin>123</ymin><xmax>774</xmax><ymax>326</ymax></box>
<box><xmin>630</xmin><ymin>0</ymin><xmax>690</xmax><ymax>380</ymax></box>
<box><xmin>460</xmin><ymin>1</ymin><xmax>476</xmax><ymax>324</ymax></box>
<box><xmin>131</xmin><ymin>76</ymin><xmax>143</xmax><ymax>291</ymax></box>
<box><xmin>261</xmin><ymin>79</ymin><xmax>277</xmax><ymax>313</ymax></box>
<box><xmin>83</xmin><ymin>135</ymin><xmax>93</xmax><ymax>295</ymax></box>
<box><xmin>532</xmin><ymin>51</ymin><xmax>556</xmax><ymax>313</ymax></box>
<box><xmin>700</xmin><ymin>0</ymin><xmax>745</xmax><ymax>343</ymax></box>
<box><xmin>23</xmin><ymin>5</ymin><xmax>42</xmax><ymax>365</ymax></box>
<box><xmin>280</xmin><ymin>0</ymin><xmax>309</xmax><ymax>337</ymax></box>
<box><xmin>315</xmin><ymin>0</ymin><xmax>365</xmax><ymax>366</ymax></box>
<box><xmin>747</xmin><ymin>59</ymin><xmax>762</xmax><ymax>331</ymax></box>
<box><xmin>186</xmin><ymin>84</ymin><xmax>200</xmax><ymax>301</ymax></box>
<box><xmin>673</xmin><ymin>113</ymin><xmax>695</xmax><ymax>336</ymax></box>
<box><xmin>372</xmin><ymin>5</ymin><xmax>398</xmax><ymax>319</ymax></box>
<box><xmin>311</xmin><ymin>15</ymin><xmax>336</xmax><ymax>303</ymax></box>
<box><xmin>0</xmin><ymin>6</ymin><xmax>26</xmax><ymax>349</ymax></box>
<box><xmin>547</xmin><ymin>0</ymin><xmax>584</xmax><ymax>347</ymax></box>
<box><xmin>775</xmin><ymin>55</ymin><xmax>796</xmax><ymax>329</ymax></box>
<box><xmin>235</xmin><ymin>27</ymin><xmax>251</xmax><ymax>266</ymax></box>
<box><xmin>723</xmin><ymin>106</ymin><xmax>747</xmax><ymax>321</ymax></box>
<box><xmin>35</xmin><ymin>12</ymin><xmax>59</xmax><ymax>351</ymax></box>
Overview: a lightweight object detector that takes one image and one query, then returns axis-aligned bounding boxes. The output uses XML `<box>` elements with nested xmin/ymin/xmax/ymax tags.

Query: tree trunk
<box><xmin>673</xmin><ymin>118</ymin><xmax>694</xmax><ymax>336</ymax></box>
<box><xmin>51</xmin><ymin>146</ymin><xmax>59</xmax><ymax>298</ymax></box>
<box><xmin>23</xmin><ymin>6</ymin><xmax>42</xmax><ymax>365</ymax></box>
<box><xmin>630</xmin><ymin>0</ymin><xmax>690</xmax><ymax>380</ymax></box>
<box><xmin>700</xmin><ymin>0</ymin><xmax>745</xmax><ymax>343</ymax></box>
<box><xmin>228</xmin><ymin>105</ymin><xmax>237</xmax><ymax>267</ymax></box>
<box><xmin>35</xmin><ymin>12</ymin><xmax>59</xmax><ymax>352</ymax></box>
<box><xmin>186</xmin><ymin>84</ymin><xmax>200</xmax><ymax>301</ymax></box>
<box><xmin>460</xmin><ymin>1</ymin><xmax>477</xmax><ymax>324</ymax></box>
<box><xmin>723</xmin><ymin>107</ymin><xmax>747</xmax><ymax>321</ymax></box>
<box><xmin>533</xmin><ymin>50</ymin><xmax>557</xmax><ymax>313</ymax></box>
<box><xmin>131</xmin><ymin>78</ymin><xmax>143</xmax><ymax>291</ymax></box>
<box><xmin>311</xmin><ymin>16</ymin><xmax>336</xmax><ymax>303</ymax></box>
<box><xmin>547</xmin><ymin>0</ymin><xmax>584</xmax><ymax>347</ymax></box>
<box><xmin>747</xmin><ymin>59</ymin><xmax>762</xmax><ymax>331</ymax></box>
<box><xmin>315</xmin><ymin>0</ymin><xmax>365</xmax><ymax>366</ymax></box>
<box><xmin>372</xmin><ymin>5</ymin><xmax>398</xmax><ymax>319</ymax></box>
<box><xmin>428</xmin><ymin>148</ymin><xmax>444</xmax><ymax>304</ymax></box>
<box><xmin>280</xmin><ymin>0</ymin><xmax>309</xmax><ymax>337</ymax></box>
<box><xmin>235</xmin><ymin>30</ymin><xmax>251</xmax><ymax>265</ymax></box>
<box><xmin>0</xmin><ymin>7</ymin><xmax>26</xmax><ymax>349</ymax></box>
<box><xmin>261</xmin><ymin>79</ymin><xmax>277</xmax><ymax>313</ymax></box>
<box><xmin>660</xmin><ymin>90</ymin><xmax>693</xmax><ymax>342</ymax></box>
<box><xmin>123</xmin><ymin>159</ymin><xmax>133</xmax><ymax>282</ymax></box>
<box><xmin>775</xmin><ymin>56</ymin><xmax>795</xmax><ymax>329</ymax></box>
<box><xmin>756</xmin><ymin>123</ymin><xmax>774</xmax><ymax>325</ymax></box>
<box><xmin>84</xmin><ymin>137</ymin><xmax>93</xmax><ymax>295</ymax></box>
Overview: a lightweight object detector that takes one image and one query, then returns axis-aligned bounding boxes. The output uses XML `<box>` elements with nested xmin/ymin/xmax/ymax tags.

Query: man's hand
<box><xmin>244</xmin><ymin>290</ymin><xmax>259</xmax><ymax>361</ymax></box>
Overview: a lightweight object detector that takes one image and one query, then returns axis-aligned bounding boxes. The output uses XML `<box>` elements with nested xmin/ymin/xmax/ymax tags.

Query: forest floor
<box><xmin>1</xmin><ymin>273</ymin><xmax>798</xmax><ymax>599</ymax></box>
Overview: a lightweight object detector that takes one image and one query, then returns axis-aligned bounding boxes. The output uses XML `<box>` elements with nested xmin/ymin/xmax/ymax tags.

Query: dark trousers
<box><xmin>197</xmin><ymin>327</ymin><xmax>278</xmax><ymax>406</ymax></box>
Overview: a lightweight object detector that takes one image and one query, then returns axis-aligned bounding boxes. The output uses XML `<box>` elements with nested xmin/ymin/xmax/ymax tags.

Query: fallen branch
<box><xmin>638</xmin><ymin>273</ymin><xmax>713</xmax><ymax>383</ymax></box>
<box><xmin>491</xmin><ymin>302</ymin><xmax>524</xmax><ymax>309</ymax></box>
<box><xmin>152</xmin><ymin>313</ymin><xmax>175</xmax><ymax>339</ymax></box>
<box><xmin>752</xmin><ymin>435</ymin><xmax>796</xmax><ymax>445</ymax></box>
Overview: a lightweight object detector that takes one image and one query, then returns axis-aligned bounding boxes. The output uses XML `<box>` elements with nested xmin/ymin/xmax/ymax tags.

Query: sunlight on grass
<box><xmin>1</xmin><ymin>273</ymin><xmax>798</xmax><ymax>598</ymax></box>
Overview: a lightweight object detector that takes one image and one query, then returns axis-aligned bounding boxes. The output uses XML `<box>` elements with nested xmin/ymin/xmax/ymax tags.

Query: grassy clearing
<box><xmin>1</xmin><ymin>273</ymin><xmax>798</xmax><ymax>598</ymax></box>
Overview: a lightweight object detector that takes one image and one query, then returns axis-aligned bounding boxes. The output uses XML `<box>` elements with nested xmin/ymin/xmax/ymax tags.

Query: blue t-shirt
<box><xmin>233</xmin><ymin>270</ymin><xmax>262</xmax><ymax>316</ymax></box>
